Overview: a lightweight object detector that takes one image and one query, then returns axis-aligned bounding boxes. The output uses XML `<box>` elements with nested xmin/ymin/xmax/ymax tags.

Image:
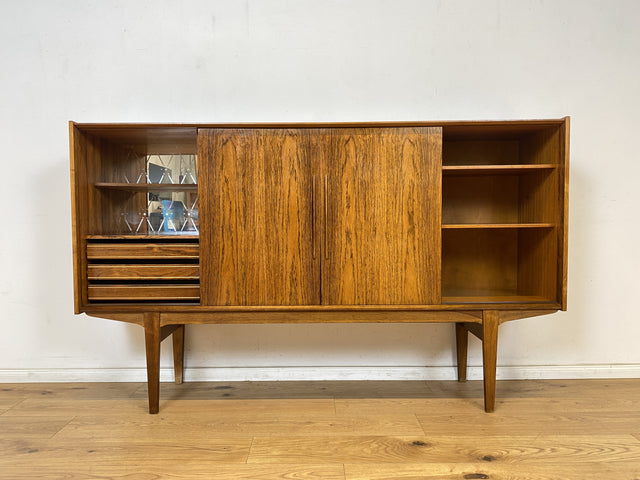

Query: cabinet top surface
<box><xmin>69</xmin><ymin>117</ymin><xmax>569</xmax><ymax>137</ymax></box>
<box><xmin>70</xmin><ymin>118</ymin><xmax>570</xmax><ymax>153</ymax></box>
<box><xmin>71</xmin><ymin>118</ymin><xmax>569</xmax><ymax>130</ymax></box>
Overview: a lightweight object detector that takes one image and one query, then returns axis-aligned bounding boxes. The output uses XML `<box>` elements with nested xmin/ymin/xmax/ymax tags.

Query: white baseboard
<box><xmin>1</xmin><ymin>364</ymin><xmax>639</xmax><ymax>383</ymax></box>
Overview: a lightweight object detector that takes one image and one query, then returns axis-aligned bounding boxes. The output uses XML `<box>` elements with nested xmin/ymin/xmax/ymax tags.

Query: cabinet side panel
<box><xmin>560</xmin><ymin>117</ymin><xmax>570</xmax><ymax>310</ymax></box>
<box><xmin>70</xmin><ymin>124</ymin><xmax>150</xmax><ymax>311</ymax></box>
<box><xmin>199</xmin><ymin>128</ymin><xmax>318</xmax><ymax>306</ymax></box>
<box><xmin>324</xmin><ymin>127</ymin><xmax>442</xmax><ymax>305</ymax></box>
<box><xmin>70</xmin><ymin>122</ymin><xmax>88</xmax><ymax>312</ymax></box>
<box><xmin>519</xmin><ymin>124</ymin><xmax>564</xmax><ymax>304</ymax></box>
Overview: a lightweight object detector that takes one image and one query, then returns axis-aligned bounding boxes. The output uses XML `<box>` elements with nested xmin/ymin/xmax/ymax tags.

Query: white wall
<box><xmin>1</xmin><ymin>0</ymin><xmax>639</xmax><ymax>382</ymax></box>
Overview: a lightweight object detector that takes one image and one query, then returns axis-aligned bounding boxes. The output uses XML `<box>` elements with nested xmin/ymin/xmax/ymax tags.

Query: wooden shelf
<box><xmin>442</xmin><ymin>223</ymin><xmax>556</xmax><ymax>229</ymax></box>
<box><xmin>87</xmin><ymin>234</ymin><xmax>199</xmax><ymax>240</ymax></box>
<box><xmin>442</xmin><ymin>295</ymin><xmax>555</xmax><ymax>304</ymax></box>
<box><xmin>95</xmin><ymin>182</ymin><xmax>198</xmax><ymax>192</ymax></box>
<box><xmin>442</xmin><ymin>164</ymin><xmax>557</xmax><ymax>175</ymax></box>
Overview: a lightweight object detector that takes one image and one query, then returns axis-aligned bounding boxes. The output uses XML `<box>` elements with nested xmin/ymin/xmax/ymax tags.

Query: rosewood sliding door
<box><xmin>322</xmin><ymin>127</ymin><xmax>442</xmax><ymax>305</ymax></box>
<box><xmin>199</xmin><ymin>126</ymin><xmax>442</xmax><ymax>307</ymax></box>
<box><xmin>199</xmin><ymin>128</ymin><xmax>320</xmax><ymax>305</ymax></box>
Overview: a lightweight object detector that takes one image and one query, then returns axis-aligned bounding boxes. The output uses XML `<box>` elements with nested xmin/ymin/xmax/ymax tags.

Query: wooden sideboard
<box><xmin>69</xmin><ymin>119</ymin><xmax>570</xmax><ymax>413</ymax></box>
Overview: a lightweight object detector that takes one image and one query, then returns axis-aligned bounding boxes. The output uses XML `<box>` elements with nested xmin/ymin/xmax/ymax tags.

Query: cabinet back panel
<box><xmin>521</xmin><ymin>127</ymin><xmax>561</xmax><ymax>165</ymax></box>
<box><xmin>442</xmin><ymin>175</ymin><xmax>519</xmax><ymax>224</ymax></box>
<box><xmin>442</xmin><ymin>229</ymin><xmax>518</xmax><ymax>297</ymax></box>
<box><xmin>442</xmin><ymin>228</ymin><xmax>558</xmax><ymax>301</ymax></box>
<box><xmin>443</xmin><ymin>140</ymin><xmax>519</xmax><ymax>165</ymax></box>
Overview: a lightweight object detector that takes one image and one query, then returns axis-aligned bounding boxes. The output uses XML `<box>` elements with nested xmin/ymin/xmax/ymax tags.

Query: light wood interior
<box><xmin>440</xmin><ymin>122</ymin><xmax>563</xmax><ymax>305</ymax></box>
<box><xmin>441</xmin><ymin>227</ymin><xmax>557</xmax><ymax>303</ymax></box>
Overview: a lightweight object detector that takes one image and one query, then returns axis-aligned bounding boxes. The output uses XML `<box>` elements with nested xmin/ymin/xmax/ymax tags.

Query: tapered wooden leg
<box><xmin>482</xmin><ymin>311</ymin><xmax>500</xmax><ymax>413</ymax></box>
<box><xmin>143</xmin><ymin>312</ymin><xmax>161</xmax><ymax>414</ymax></box>
<box><xmin>455</xmin><ymin>323</ymin><xmax>468</xmax><ymax>382</ymax></box>
<box><xmin>172</xmin><ymin>325</ymin><xmax>185</xmax><ymax>385</ymax></box>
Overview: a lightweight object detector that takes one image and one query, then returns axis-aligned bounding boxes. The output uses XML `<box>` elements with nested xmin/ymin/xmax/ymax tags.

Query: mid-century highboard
<box><xmin>69</xmin><ymin>118</ymin><xmax>569</xmax><ymax>413</ymax></box>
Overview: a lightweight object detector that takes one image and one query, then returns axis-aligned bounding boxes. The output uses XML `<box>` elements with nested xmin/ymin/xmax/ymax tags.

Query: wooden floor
<box><xmin>1</xmin><ymin>379</ymin><xmax>639</xmax><ymax>479</ymax></box>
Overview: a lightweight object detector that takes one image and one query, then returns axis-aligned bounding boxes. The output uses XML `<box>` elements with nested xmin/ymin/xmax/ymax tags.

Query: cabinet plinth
<box><xmin>70</xmin><ymin>119</ymin><xmax>570</xmax><ymax>413</ymax></box>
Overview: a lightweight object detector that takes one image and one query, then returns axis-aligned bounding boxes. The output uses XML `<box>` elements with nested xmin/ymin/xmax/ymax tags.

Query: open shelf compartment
<box><xmin>442</xmin><ymin>168</ymin><xmax>559</xmax><ymax>226</ymax></box>
<box><xmin>441</xmin><ymin>226</ymin><xmax>558</xmax><ymax>304</ymax></box>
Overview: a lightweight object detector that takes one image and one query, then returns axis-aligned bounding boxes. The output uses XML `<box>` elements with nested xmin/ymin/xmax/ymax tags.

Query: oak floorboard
<box><xmin>0</xmin><ymin>382</ymin><xmax>142</xmax><ymax>400</ymax></box>
<box><xmin>0</xmin><ymin>416</ymin><xmax>73</xmax><ymax>439</ymax></box>
<box><xmin>2</xmin><ymin>380</ymin><xmax>640</xmax><ymax>479</ymax></box>
<box><xmin>247</xmin><ymin>435</ymin><xmax>640</xmax><ymax>464</ymax></box>
<box><xmin>53</xmin><ymin>413</ymin><xmax>424</xmax><ymax>438</ymax></box>
<box><xmin>344</xmin><ymin>462</ymin><xmax>640</xmax><ymax>480</ymax></box>
<box><xmin>0</xmin><ymin>437</ymin><xmax>254</xmax><ymax>467</ymax></box>
<box><xmin>416</xmin><ymin>411</ymin><xmax>640</xmax><ymax>436</ymax></box>
<box><xmin>335</xmin><ymin>398</ymin><xmax>481</xmax><ymax>415</ymax></box>
<box><xmin>428</xmin><ymin>378</ymin><xmax>640</xmax><ymax>400</ymax></box>
<box><xmin>0</xmin><ymin>396</ymin><xmax>25</xmax><ymax>411</ymax></box>
<box><xmin>4</xmin><ymin>398</ymin><xmax>336</xmax><ymax>418</ymax></box>
<box><xmin>337</xmin><ymin>395</ymin><xmax>640</xmax><ymax>416</ymax></box>
<box><xmin>0</xmin><ymin>464</ymin><xmax>344</xmax><ymax>480</ymax></box>
<box><xmin>131</xmin><ymin>380</ymin><xmax>434</xmax><ymax>400</ymax></box>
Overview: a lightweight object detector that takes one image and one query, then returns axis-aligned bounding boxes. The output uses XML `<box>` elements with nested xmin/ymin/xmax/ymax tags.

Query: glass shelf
<box><xmin>95</xmin><ymin>182</ymin><xmax>198</xmax><ymax>192</ymax></box>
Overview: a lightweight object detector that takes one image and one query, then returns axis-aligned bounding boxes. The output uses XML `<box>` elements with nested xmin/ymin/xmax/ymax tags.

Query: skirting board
<box><xmin>1</xmin><ymin>364</ymin><xmax>639</xmax><ymax>383</ymax></box>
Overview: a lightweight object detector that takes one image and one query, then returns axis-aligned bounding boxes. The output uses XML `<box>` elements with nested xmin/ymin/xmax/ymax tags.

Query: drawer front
<box><xmin>87</xmin><ymin>264</ymin><xmax>200</xmax><ymax>280</ymax></box>
<box><xmin>88</xmin><ymin>285</ymin><xmax>200</xmax><ymax>301</ymax></box>
<box><xmin>87</xmin><ymin>243</ymin><xmax>199</xmax><ymax>260</ymax></box>
<box><xmin>85</xmin><ymin>238</ymin><xmax>200</xmax><ymax>304</ymax></box>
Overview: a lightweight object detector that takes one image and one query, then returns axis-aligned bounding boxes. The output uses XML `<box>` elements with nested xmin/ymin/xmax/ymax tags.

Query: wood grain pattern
<box><xmin>200</xmin><ymin>128</ymin><xmax>319</xmax><ymax>306</ymax></box>
<box><xmin>482</xmin><ymin>311</ymin><xmax>500</xmax><ymax>413</ymax></box>
<box><xmin>323</xmin><ymin>127</ymin><xmax>442</xmax><ymax>305</ymax></box>
<box><xmin>0</xmin><ymin>417</ymin><xmax>73</xmax><ymax>439</ymax></box>
<box><xmin>70</xmin><ymin>120</ymin><xmax>570</xmax><ymax>416</ymax></box>
<box><xmin>247</xmin><ymin>434</ymin><xmax>640</xmax><ymax>464</ymax></box>
<box><xmin>442</xmin><ymin>139</ymin><xmax>520</xmax><ymax>166</ymax></box>
<box><xmin>53</xmin><ymin>414</ymin><xmax>424</xmax><ymax>439</ymax></box>
<box><xmin>345</xmin><ymin>462</ymin><xmax>640</xmax><ymax>480</ymax></box>
<box><xmin>143</xmin><ymin>312</ymin><xmax>161</xmax><ymax>414</ymax></box>
<box><xmin>87</xmin><ymin>243</ymin><xmax>199</xmax><ymax>259</ymax></box>
<box><xmin>0</xmin><ymin>437</ymin><xmax>253</xmax><ymax>468</ymax></box>
<box><xmin>442</xmin><ymin>174</ymin><xmax>520</xmax><ymax>224</ymax></box>
<box><xmin>2</xmin><ymin>379</ymin><xmax>639</xmax><ymax>478</ymax></box>
<box><xmin>73</xmin><ymin>119</ymin><xmax>569</xmax><ymax>312</ymax></box>
<box><xmin>87</xmin><ymin>264</ymin><xmax>199</xmax><ymax>280</ymax></box>
<box><xmin>88</xmin><ymin>285</ymin><xmax>200</xmax><ymax>301</ymax></box>
<box><xmin>442</xmin><ymin>229</ymin><xmax>518</xmax><ymax>298</ymax></box>
<box><xmin>172</xmin><ymin>324</ymin><xmax>185</xmax><ymax>384</ymax></box>
<box><xmin>456</xmin><ymin>322</ymin><xmax>469</xmax><ymax>382</ymax></box>
<box><xmin>560</xmin><ymin>116</ymin><xmax>571</xmax><ymax>310</ymax></box>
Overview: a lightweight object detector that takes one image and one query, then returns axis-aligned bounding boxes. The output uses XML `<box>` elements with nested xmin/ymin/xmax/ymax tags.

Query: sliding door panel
<box><xmin>200</xmin><ymin>128</ymin><xmax>320</xmax><ymax>305</ymax></box>
<box><xmin>323</xmin><ymin>127</ymin><xmax>442</xmax><ymax>305</ymax></box>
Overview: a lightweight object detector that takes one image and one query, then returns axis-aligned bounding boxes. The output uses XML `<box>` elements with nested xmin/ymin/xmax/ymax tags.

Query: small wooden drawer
<box><xmin>87</xmin><ymin>264</ymin><xmax>200</xmax><ymax>280</ymax></box>
<box><xmin>87</xmin><ymin>243</ymin><xmax>199</xmax><ymax>260</ymax></box>
<box><xmin>88</xmin><ymin>285</ymin><xmax>200</xmax><ymax>301</ymax></box>
<box><xmin>85</xmin><ymin>238</ymin><xmax>200</xmax><ymax>304</ymax></box>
